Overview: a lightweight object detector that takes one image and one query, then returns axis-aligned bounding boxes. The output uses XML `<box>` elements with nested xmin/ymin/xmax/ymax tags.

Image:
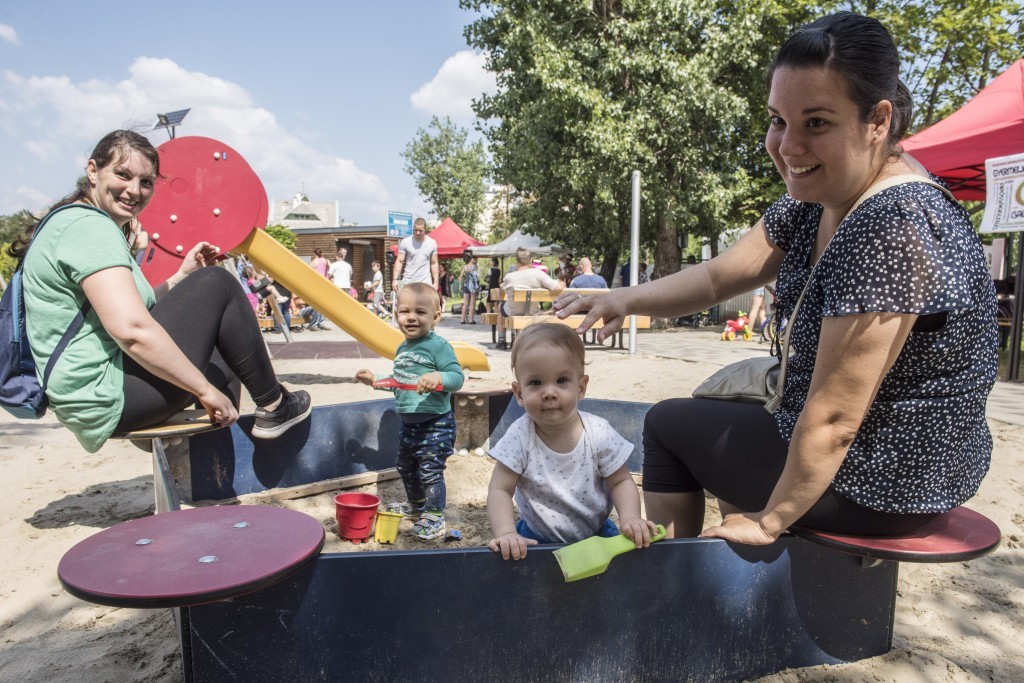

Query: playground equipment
<box><xmin>136</xmin><ymin>136</ymin><xmax>488</xmax><ymax>371</ymax></box>
<box><xmin>721</xmin><ymin>311</ymin><xmax>752</xmax><ymax>341</ymax></box>
<box><xmin>60</xmin><ymin>393</ymin><xmax>1000</xmax><ymax>682</ymax></box>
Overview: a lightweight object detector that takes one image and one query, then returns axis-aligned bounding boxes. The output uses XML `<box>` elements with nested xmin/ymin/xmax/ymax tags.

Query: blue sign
<box><xmin>387</xmin><ymin>211</ymin><xmax>413</xmax><ymax>238</ymax></box>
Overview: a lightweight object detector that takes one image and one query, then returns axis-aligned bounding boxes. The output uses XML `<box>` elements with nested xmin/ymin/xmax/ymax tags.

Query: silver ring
<box><xmin>576</xmin><ymin>293</ymin><xmax>584</xmax><ymax>303</ymax></box>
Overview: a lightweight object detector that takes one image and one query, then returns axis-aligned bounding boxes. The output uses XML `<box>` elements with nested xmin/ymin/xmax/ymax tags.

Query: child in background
<box><xmin>369</xmin><ymin>260</ymin><xmax>386</xmax><ymax>317</ymax></box>
<box><xmin>356</xmin><ymin>282</ymin><xmax>465</xmax><ymax>540</ymax></box>
<box><xmin>487</xmin><ymin>323</ymin><xmax>658</xmax><ymax>560</ymax></box>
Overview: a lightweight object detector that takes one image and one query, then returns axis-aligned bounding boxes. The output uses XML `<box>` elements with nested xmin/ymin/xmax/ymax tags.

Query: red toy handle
<box><xmin>373</xmin><ymin>378</ymin><xmax>444</xmax><ymax>392</ymax></box>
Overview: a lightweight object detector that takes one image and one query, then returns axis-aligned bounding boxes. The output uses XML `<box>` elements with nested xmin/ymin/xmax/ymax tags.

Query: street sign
<box><xmin>387</xmin><ymin>211</ymin><xmax>413</xmax><ymax>238</ymax></box>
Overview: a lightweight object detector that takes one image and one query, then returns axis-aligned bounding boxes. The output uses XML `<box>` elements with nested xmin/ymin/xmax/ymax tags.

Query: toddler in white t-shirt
<box><xmin>487</xmin><ymin>323</ymin><xmax>658</xmax><ymax>560</ymax></box>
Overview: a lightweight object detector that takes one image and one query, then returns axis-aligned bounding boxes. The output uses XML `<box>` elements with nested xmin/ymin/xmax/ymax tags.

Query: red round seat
<box><xmin>58</xmin><ymin>505</ymin><xmax>324</xmax><ymax>608</ymax></box>
<box><xmin>790</xmin><ymin>506</ymin><xmax>1001</xmax><ymax>563</ymax></box>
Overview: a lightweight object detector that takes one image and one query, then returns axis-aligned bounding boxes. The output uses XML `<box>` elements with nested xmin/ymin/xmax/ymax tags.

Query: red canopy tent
<box><xmin>902</xmin><ymin>59</ymin><xmax>1024</xmax><ymax>201</ymax></box>
<box><xmin>389</xmin><ymin>217</ymin><xmax>483</xmax><ymax>258</ymax></box>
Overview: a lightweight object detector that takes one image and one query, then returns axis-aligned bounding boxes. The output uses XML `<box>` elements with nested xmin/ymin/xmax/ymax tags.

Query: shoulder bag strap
<box><xmin>764</xmin><ymin>174</ymin><xmax>952</xmax><ymax>413</ymax></box>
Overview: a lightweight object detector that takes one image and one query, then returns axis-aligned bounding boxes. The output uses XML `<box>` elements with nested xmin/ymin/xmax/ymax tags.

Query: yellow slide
<box><xmin>238</xmin><ymin>230</ymin><xmax>490</xmax><ymax>371</ymax></box>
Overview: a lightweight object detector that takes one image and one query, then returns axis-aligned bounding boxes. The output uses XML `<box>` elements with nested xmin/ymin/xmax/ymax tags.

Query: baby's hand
<box><xmin>354</xmin><ymin>369</ymin><xmax>375</xmax><ymax>386</ymax></box>
<box><xmin>488</xmin><ymin>532</ymin><xmax>537</xmax><ymax>560</ymax></box>
<box><xmin>618</xmin><ymin>518</ymin><xmax>659</xmax><ymax>548</ymax></box>
<box><xmin>418</xmin><ymin>372</ymin><xmax>442</xmax><ymax>393</ymax></box>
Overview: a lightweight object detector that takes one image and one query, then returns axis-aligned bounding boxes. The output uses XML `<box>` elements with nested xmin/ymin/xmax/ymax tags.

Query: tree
<box><xmin>401</xmin><ymin>117</ymin><xmax>490</xmax><ymax>233</ymax></box>
<box><xmin>1</xmin><ymin>210</ymin><xmax>36</xmax><ymax>284</ymax></box>
<box><xmin>464</xmin><ymin>0</ymin><xmax>802</xmax><ymax>277</ymax></box>
<box><xmin>264</xmin><ymin>225</ymin><xmax>297</xmax><ymax>251</ymax></box>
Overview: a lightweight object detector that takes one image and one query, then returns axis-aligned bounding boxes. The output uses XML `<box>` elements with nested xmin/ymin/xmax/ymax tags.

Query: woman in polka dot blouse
<box><xmin>554</xmin><ymin>12</ymin><xmax>998</xmax><ymax>545</ymax></box>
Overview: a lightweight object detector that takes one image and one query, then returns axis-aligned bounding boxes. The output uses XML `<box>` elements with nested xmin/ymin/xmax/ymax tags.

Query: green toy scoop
<box><xmin>553</xmin><ymin>524</ymin><xmax>667</xmax><ymax>582</ymax></box>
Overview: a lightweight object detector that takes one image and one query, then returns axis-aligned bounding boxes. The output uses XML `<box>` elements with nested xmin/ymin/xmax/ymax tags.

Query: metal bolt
<box><xmin>213</xmin><ymin>152</ymin><xmax>221</xmax><ymax>160</ymax></box>
<box><xmin>199</xmin><ymin>555</ymin><xmax>218</xmax><ymax>564</ymax></box>
<box><xmin>176</xmin><ymin>245</ymin><xmax>183</xmax><ymax>253</ymax></box>
<box><xmin>152</xmin><ymin>233</ymin><xmax>160</xmax><ymax>240</ymax></box>
<box><xmin>213</xmin><ymin>208</ymin><xmax>221</xmax><ymax>216</ymax></box>
<box><xmin>170</xmin><ymin>214</ymin><xmax>177</xmax><ymax>223</ymax></box>
<box><xmin>232</xmin><ymin>522</ymin><xmax>249</xmax><ymax>529</ymax></box>
<box><xmin>135</xmin><ymin>538</ymin><xmax>153</xmax><ymax>546</ymax></box>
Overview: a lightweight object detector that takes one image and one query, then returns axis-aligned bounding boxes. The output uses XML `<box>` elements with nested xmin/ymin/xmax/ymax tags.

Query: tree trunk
<box><xmin>653</xmin><ymin>209</ymin><xmax>680</xmax><ymax>280</ymax></box>
<box><xmin>598</xmin><ymin>248</ymin><xmax>619</xmax><ymax>287</ymax></box>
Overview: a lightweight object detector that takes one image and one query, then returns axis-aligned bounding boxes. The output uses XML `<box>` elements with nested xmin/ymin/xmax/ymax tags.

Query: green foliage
<box><xmin>462</xmin><ymin>0</ymin><xmax>1021</xmax><ymax>275</ymax></box>
<box><xmin>0</xmin><ymin>244</ymin><xmax>16</xmax><ymax>286</ymax></box>
<box><xmin>402</xmin><ymin>117</ymin><xmax>490</xmax><ymax>234</ymax></box>
<box><xmin>265</xmin><ymin>225</ymin><xmax>297</xmax><ymax>251</ymax></box>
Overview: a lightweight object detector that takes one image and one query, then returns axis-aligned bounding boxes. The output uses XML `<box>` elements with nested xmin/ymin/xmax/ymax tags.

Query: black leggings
<box><xmin>642</xmin><ymin>398</ymin><xmax>938</xmax><ymax>536</ymax></box>
<box><xmin>116</xmin><ymin>267</ymin><xmax>281</xmax><ymax>432</ymax></box>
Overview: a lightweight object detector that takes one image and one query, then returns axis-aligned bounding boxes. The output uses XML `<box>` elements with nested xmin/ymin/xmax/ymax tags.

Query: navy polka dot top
<box><xmin>763</xmin><ymin>180</ymin><xmax>998</xmax><ymax>514</ymax></box>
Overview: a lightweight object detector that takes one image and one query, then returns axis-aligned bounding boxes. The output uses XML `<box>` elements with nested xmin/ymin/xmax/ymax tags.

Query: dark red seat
<box><xmin>790</xmin><ymin>506</ymin><xmax>1001</xmax><ymax>563</ymax></box>
<box><xmin>58</xmin><ymin>505</ymin><xmax>325</xmax><ymax>608</ymax></box>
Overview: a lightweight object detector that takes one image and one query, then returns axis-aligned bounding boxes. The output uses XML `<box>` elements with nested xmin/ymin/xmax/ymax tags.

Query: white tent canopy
<box><xmin>468</xmin><ymin>229</ymin><xmax>565</xmax><ymax>257</ymax></box>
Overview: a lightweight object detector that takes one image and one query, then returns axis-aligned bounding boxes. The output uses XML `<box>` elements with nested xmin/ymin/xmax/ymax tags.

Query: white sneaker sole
<box><xmin>251</xmin><ymin>401</ymin><xmax>313</xmax><ymax>439</ymax></box>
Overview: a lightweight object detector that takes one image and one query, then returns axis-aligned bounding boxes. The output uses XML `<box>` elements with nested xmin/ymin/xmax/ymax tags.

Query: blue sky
<box><xmin>0</xmin><ymin>1</ymin><xmax>494</xmax><ymax>226</ymax></box>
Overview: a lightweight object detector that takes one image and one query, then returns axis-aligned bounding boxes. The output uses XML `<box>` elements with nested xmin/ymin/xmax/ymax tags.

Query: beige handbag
<box><xmin>692</xmin><ymin>174</ymin><xmax>953</xmax><ymax>413</ymax></box>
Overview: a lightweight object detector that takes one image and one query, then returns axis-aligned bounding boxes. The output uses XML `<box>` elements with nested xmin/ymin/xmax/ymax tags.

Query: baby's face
<box><xmin>512</xmin><ymin>343</ymin><xmax>588</xmax><ymax>429</ymax></box>
<box><xmin>396</xmin><ymin>290</ymin><xmax>440</xmax><ymax>340</ymax></box>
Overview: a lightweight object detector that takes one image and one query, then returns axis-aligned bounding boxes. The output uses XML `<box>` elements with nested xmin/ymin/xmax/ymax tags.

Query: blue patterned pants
<box><xmin>396</xmin><ymin>410</ymin><xmax>456</xmax><ymax>513</ymax></box>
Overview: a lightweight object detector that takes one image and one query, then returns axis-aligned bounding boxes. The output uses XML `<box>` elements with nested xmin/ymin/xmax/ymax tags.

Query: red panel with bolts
<box><xmin>138</xmin><ymin>136</ymin><xmax>268</xmax><ymax>286</ymax></box>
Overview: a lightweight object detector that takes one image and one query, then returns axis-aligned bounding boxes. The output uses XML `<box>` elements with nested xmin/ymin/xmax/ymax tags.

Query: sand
<box><xmin>1</xmin><ymin>334</ymin><xmax>1022</xmax><ymax>682</ymax></box>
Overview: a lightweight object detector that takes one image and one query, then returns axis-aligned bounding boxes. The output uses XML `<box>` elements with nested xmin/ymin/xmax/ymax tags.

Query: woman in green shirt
<box><xmin>12</xmin><ymin>130</ymin><xmax>311</xmax><ymax>452</ymax></box>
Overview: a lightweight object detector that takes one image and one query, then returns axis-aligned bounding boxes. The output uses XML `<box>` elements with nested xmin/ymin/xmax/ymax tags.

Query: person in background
<box><xmin>438</xmin><ymin>262</ymin><xmax>452</xmax><ymax>313</ymax></box>
<box><xmin>487</xmin><ymin>323</ymin><xmax>658</xmax><ymax>560</ymax></box>
<box><xmin>461</xmin><ymin>252</ymin><xmax>480</xmax><ymax>324</ymax></box>
<box><xmin>309</xmin><ymin>247</ymin><xmax>330</xmax><ymax>278</ymax></box>
<box><xmin>15</xmin><ymin>129</ymin><xmax>312</xmax><ymax>450</ymax></box>
<box><xmin>638</xmin><ymin>262</ymin><xmax>650</xmax><ymax>284</ymax></box>
<box><xmin>556</xmin><ymin>12</ymin><xmax>997</xmax><ymax>545</ymax></box>
<box><xmin>569</xmin><ymin>257</ymin><xmax>608</xmax><ymax>289</ymax></box>
<box><xmin>487</xmin><ymin>257</ymin><xmax>502</xmax><ymax>313</ymax></box>
<box><xmin>393</xmin><ymin>217</ymin><xmax>439</xmax><ymax>290</ymax></box>
<box><xmin>495</xmin><ymin>247</ymin><xmax>564</xmax><ymax>351</ymax></box>
<box><xmin>328</xmin><ymin>247</ymin><xmax>356</xmax><ymax>298</ymax></box>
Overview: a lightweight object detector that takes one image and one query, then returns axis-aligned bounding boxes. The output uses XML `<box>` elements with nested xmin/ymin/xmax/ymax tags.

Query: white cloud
<box><xmin>410</xmin><ymin>51</ymin><xmax>495</xmax><ymax>123</ymax></box>
<box><xmin>0</xmin><ymin>23</ymin><xmax>18</xmax><ymax>46</ymax></box>
<box><xmin>0</xmin><ymin>58</ymin><xmax>389</xmax><ymax>221</ymax></box>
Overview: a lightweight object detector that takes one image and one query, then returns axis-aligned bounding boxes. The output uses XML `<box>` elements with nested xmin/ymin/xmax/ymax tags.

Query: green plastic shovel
<box><xmin>553</xmin><ymin>524</ymin><xmax>667</xmax><ymax>582</ymax></box>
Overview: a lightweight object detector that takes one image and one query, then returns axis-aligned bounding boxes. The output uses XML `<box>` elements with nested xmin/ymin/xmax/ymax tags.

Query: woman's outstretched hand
<box><xmin>553</xmin><ymin>290</ymin><xmax>629</xmax><ymax>343</ymax></box>
<box><xmin>699</xmin><ymin>513</ymin><xmax>778</xmax><ymax>546</ymax></box>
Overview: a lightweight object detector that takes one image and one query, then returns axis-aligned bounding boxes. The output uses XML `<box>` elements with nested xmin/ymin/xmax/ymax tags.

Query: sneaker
<box><xmin>251</xmin><ymin>387</ymin><xmax>312</xmax><ymax>439</ymax></box>
<box><xmin>494</xmin><ymin>341</ymin><xmax>508</xmax><ymax>351</ymax></box>
<box><xmin>385</xmin><ymin>501</ymin><xmax>424</xmax><ymax>517</ymax></box>
<box><xmin>412</xmin><ymin>512</ymin><xmax>446</xmax><ymax>541</ymax></box>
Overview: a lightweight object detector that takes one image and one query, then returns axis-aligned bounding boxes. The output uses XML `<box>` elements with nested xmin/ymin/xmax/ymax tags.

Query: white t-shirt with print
<box><xmin>489</xmin><ymin>411</ymin><xmax>633</xmax><ymax>543</ymax></box>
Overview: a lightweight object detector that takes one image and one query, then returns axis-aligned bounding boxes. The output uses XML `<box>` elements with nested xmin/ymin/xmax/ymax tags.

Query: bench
<box><xmin>505</xmin><ymin>288</ymin><xmax>650</xmax><ymax>349</ymax></box>
<box><xmin>790</xmin><ymin>505</ymin><xmax>1001</xmax><ymax>565</ymax></box>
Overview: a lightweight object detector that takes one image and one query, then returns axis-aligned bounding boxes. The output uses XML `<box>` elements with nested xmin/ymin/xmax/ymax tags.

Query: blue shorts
<box><xmin>516</xmin><ymin>517</ymin><xmax>619</xmax><ymax>544</ymax></box>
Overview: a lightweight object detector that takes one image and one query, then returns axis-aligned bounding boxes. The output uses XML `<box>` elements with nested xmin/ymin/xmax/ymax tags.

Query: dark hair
<box><xmin>769</xmin><ymin>12</ymin><xmax>911</xmax><ymax>153</ymax></box>
<box><xmin>314</xmin><ymin>247</ymin><xmax>323</xmax><ymax>256</ymax></box>
<box><xmin>9</xmin><ymin>129</ymin><xmax>160</xmax><ymax>260</ymax></box>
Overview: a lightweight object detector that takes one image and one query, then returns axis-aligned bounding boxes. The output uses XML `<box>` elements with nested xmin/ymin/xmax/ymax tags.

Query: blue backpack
<box><xmin>1</xmin><ymin>205</ymin><xmax>101</xmax><ymax>418</ymax></box>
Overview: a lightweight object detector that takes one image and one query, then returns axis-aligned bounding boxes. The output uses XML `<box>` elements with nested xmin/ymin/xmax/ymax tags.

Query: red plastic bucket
<box><xmin>334</xmin><ymin>493</ymin><xmax>380</xmax><ymax>543</ymax></box>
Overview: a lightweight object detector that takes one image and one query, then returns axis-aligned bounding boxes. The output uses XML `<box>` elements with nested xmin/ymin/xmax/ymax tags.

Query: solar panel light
<box><xmin>152</xmin><ymin>108</ymin><xmax>191</xmax><ymax>139</ymax></box>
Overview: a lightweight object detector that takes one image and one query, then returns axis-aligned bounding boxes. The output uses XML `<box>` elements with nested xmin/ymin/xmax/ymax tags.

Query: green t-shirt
<box><xmin>23</xmin><ymin>205</ymin><xmax>155</xmax><ymax>452</ymax></box>
<box><xmin>384</xmin><ymin>332</ymin><xmax>465</xmax><ymax>416</ymax></box>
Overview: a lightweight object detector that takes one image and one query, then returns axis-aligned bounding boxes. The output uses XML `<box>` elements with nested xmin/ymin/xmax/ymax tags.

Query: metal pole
<box><xmin>1008</xmin><ymin>233</ymin><xmax>1024</xmax><ymax>382</ymax></box>
<box><xmin>629</xmin><ymin>170</ymin><xmax>641</xmax><ymax>355</ymax></box>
